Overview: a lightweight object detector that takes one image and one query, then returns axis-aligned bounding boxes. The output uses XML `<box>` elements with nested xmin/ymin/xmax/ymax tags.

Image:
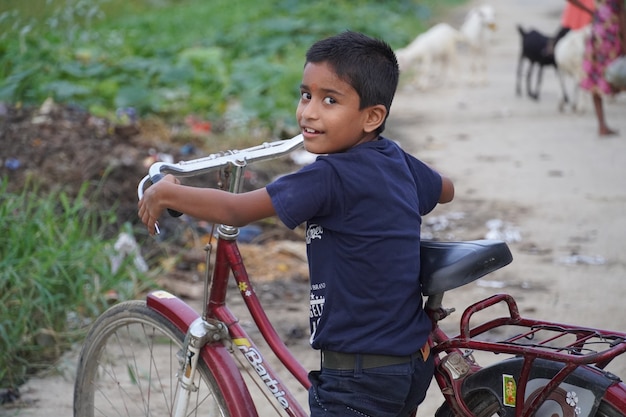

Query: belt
<box><xmin>321</xmin><ymin>343</ymin><xmax>430</xmax><ymax>370</ymax></box>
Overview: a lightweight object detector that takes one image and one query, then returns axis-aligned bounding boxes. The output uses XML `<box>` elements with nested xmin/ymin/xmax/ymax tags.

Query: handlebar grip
<box><xmin>167</xmin><ymin>209</ymin><xmax>183</xmax><ymax>218</ymax></box>
<box><xmin>150</xmin><ymin>174</ymin><xmax>183</xmax><ymax>218</ymax></box>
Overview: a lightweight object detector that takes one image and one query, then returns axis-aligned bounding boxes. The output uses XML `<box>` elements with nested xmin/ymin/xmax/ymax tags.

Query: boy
<box><xmin>139</xmin><ymin>31</ymin><xmax>454</xmax><ymax>417</ymax></box>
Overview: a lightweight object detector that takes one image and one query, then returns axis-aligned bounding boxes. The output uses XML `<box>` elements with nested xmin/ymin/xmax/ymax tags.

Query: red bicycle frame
<box><xmin>147</xmin><ymin>226</ymin><xmax>311</xmax><ymax>417</ymax></box>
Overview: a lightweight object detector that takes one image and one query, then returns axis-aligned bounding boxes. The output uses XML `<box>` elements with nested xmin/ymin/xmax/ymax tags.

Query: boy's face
<box><xmin>297</xmin><ymin>62</ymin><xmax>384</xmax><ymax>154</ymax></box>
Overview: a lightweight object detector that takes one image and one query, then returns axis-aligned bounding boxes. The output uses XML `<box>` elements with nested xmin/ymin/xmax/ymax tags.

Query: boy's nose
<box><xmin>299</xmin><ymin>101</ymin><xmax>319</xmax><ymax>120</ymax></box>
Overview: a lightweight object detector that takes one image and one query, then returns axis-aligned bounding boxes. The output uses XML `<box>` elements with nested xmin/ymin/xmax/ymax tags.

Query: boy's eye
<box><xmin>323</xmin><ymin>97</ymin><xmax>336</xmax><ymax>105</ymax></box>
<box><xmin>301</xmin><ymin>92</ymin><xmax>311</xmax><ymax>100</ymax></box>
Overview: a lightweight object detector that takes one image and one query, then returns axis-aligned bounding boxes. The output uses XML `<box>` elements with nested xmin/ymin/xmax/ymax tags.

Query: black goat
<box><xmin>516</xmin><ymin>25</ymin><xmax>570</xmax><ymax>100</ymax></box>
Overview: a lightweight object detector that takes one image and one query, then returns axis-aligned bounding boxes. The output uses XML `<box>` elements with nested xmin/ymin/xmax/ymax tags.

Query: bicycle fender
<box><xmin>147</xmin><ymin>290</ymin><xmax>259</xmax><ymax>417</ymax></box>
<box><xmin>459</xmin><ymin>357</ymin><xmax>615</xmax><ymax>417</ymax></box>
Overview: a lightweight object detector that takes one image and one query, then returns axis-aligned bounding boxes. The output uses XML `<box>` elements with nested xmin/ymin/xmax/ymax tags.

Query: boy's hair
<box><xmin>305</xmin><ymin>31</ymin><xmax>399</xmax><ymax>134</ymax></box>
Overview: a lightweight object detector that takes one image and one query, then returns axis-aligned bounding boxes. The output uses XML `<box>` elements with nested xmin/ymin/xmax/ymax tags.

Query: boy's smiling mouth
<box><xmin>303</xmin><ymin>127</ymin><xmax>322</xmax><ymax>135</ymax></box>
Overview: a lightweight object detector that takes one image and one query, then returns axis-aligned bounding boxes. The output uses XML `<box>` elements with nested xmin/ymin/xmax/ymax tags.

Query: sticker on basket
<box><xmin>151</xmin><ymin>290</ymin><xmax>176</xmax><ymax>299</ymax></box>
<box><xmin>503</xmin><ymin>374</ymin><xmax>517</xmax><ymax>407</ymax></box>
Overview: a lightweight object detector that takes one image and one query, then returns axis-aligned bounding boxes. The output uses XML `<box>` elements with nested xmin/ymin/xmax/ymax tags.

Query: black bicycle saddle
<box><xmin>419</xmin><ymin>240</ymin><xmax>513</xmax><ymax>296</ymax></box>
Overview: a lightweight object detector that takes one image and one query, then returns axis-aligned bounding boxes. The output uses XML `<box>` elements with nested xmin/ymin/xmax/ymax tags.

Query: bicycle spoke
<box><xmin>75</xmin><ymin>301</ymin><xmax>232</xmax><ymax>417</ymax></box>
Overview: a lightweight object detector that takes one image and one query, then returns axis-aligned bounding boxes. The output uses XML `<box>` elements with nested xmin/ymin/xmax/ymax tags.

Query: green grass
<box><xmin>0</xmin><ymin>179</ymin><xmax>155</xmax><ymax>387</ymax></box>
<box><xmin>0</xmin><ymin>0</ymin><xmax>466</xmax><ymax>134</ymax></box>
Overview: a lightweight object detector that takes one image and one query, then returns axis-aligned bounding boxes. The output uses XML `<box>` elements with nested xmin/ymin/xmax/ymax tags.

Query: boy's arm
<box><xmin>439</xmin><ymin>176</ymin><xmax>455</xmax><ymax>204</ymax></box>
<box><xmin>138</xmin><ymin>175</ymin><xmax>276</xmax><ymax>235</ymax></box>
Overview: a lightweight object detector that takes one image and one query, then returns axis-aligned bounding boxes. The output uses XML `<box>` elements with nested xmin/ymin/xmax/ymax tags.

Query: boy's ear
<box><xmin>363</xmin><ymin>104</ymin><xmax>387</xmax><ymax>133</ymax></box>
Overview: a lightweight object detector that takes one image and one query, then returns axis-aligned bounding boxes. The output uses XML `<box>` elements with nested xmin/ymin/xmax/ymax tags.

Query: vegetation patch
<box><xmin>0</xmin><ymin>0</ymin><xmax>464</xmax><ymax>133</ymax></box>
<box><xmin>0</xmin><ymin>180</ymin><xmax>154</xmax><ymax>387</ymax></box>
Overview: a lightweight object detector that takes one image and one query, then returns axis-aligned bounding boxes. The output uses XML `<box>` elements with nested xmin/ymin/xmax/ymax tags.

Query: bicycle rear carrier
<box><xmin>438</xmin><ymin>293</ymin><xmax>626</xmax><ymax>369</ymax></box>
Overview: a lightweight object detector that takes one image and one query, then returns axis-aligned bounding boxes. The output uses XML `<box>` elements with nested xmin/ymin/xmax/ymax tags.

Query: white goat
<box><xmin>554</xmin><ymin>25</ymin><xmax>591</xmax><ymax>113</ymax></box>
<box><xmin>459</xmin><ymin>4</ymin><xmax>497</xmax><ymax>85</ymax></box>
<box><xmin>396</xmin><ymin>23</ymin><xmax>465</xmax><ymax>90</ymax></box>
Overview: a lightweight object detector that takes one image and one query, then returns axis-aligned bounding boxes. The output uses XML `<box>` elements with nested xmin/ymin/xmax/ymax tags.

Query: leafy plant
<box><xmin>0</xmin><ymin>0</ymin><xmax>464</xmax><ymax>133</ymax></box>
<box><xmin>0</xmin><ymin>179</ymin><xmax>155</xmax><ymax>387</ymax></box>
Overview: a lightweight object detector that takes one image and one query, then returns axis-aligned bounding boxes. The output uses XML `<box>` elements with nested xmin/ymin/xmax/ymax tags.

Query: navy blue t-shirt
<box><xmin>266</xmin><ymin>137</ymin><xmax>442</xmax><ymax>356</ymax></box>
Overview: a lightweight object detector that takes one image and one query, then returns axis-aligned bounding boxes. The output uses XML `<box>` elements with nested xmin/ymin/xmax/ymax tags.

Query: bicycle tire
<box><xmin>595</xmin><ymin>400</ymin><xmax>623</xmax><ymax>417</ymax></box>
<box><xmin>435</xmin><ymin>391</ymin><xmax>622</xmax><ymax>417</ymax></box>
<box><xmin>74</xmin><ymin>300</ymin><xmax>231</xmax><ymax>417</ymax></box>
<box><xmin>435</xmin><ymin>390</ymin><xmax>503</xmax><ymax>417</ymax></box>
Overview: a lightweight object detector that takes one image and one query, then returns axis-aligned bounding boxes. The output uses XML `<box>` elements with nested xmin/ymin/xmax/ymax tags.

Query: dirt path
<box><xmin>394</xmin><ymin>0</ymin><xmax>626</xmax><ymax>413</ymax></box>
<box><xmin>391</xmin><ymin>0</ymin><xmax>626</xmax><ymax>335</ymax></box>
<box><xmin>387</xmin><ymin>0</ymin><xmax>626</xmax><ymax>413</ymax></box>
<box><xmin>5</xmin><ymin>0</ymin><xmax>626</xmax><ymax>416</ymax></box>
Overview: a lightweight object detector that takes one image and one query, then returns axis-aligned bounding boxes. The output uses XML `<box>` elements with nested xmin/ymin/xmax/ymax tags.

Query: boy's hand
<box><xmin>138</xmin><ymin>174</ymin><xmax>179</xmax><ymax>235</ymax></box>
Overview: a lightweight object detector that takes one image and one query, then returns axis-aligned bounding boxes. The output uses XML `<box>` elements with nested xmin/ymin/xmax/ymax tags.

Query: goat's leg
<box><xmin>573</xmin><ymin>84</ymin><xmax>589</xmax><ymax>113</ymax></box>
<box><xmin>534</xmin><ymin>66</ymin><xmax>543</xmax><ymax>100</ymax></box>
<box><xmin>516</xmin><ymin>56</ymin><xmax>524</xmax><ymax>96</ymax></box>
<box><xmin>479</xmin><ymin>52</ymin><xmax>488</xmax><ymax>85</ymax></box>
<box><xmin>558</xmin><ymin>72</ymin><xmax>571</xmax><ymax>112</ymax></box>
<box><xmin>467</xmin><ymin>54</ymin><xmax>478</xmax><ymax>86</ymax></box>
<box><xmin>526</xmin><ymin>62</ymin><xmax>539</xmax><ymax>100</ymax></box>
<box><xmin>446</xmin><ymin>51</ymin><xmax>458</xmax><ymax>87</ymax></box>
<box><xmin>433</xmin><ymin>57</ymin><xmax>446</xmax><ymax>88</ymax></box>
<box><xmin>571</xmin><ymin>83</ymin><xmax>579</xmax><ymax>112</ymax></box>
<box><xmin>417</xmin><ymin>55</ymin><xmax>432</xmax><ymax>90</ymax></box>
<box><xmin>555</xmin><ymin>68</ymin><xmax>570</xmax><ymax>106</ymax></box>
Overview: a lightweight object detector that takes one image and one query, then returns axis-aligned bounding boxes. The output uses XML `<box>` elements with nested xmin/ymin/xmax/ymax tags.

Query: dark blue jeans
<box><xmin>308</xmin><ymin>352</ymin><xmax>434</xmax><ymax>417</ymax></box>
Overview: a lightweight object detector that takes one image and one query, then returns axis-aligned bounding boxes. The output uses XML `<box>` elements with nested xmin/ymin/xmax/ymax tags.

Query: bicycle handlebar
<box><xmin>137</xmin><ymin>134</ymin><xmax>304</xmax><ymax>200</ymax></box>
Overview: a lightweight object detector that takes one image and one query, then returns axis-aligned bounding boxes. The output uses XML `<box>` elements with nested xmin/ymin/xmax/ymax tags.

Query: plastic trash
<box><xmin>4</xmin><ymin>158</ymin><xmax>21</xmax><ymax>170</ymax></box>
<box><xmin>557</xmin><ymin>254</ymin><xmax>606</xmax><ymax>266</ymax></box>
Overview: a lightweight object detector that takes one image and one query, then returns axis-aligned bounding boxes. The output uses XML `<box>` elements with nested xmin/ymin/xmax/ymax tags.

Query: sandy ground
<box><xmin>393</xmin><ymin>0</ymin><xmax>626</xmax><ymax>333</ymax></box>
<box><xmin>5</xmin><ymin>0</ymin><xmax>626</xmax><ymax>415</ymax></box>
<box><xmin>388</xmin><ymin>0</ymin><xmax>626</xmax><ymax>413</ymax></box>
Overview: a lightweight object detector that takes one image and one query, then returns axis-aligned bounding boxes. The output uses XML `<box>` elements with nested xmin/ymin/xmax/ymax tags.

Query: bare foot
<box><xmin>599</xmin><ymin>127</ymin><xmax>618</xmax><ymax>137</ymax></box>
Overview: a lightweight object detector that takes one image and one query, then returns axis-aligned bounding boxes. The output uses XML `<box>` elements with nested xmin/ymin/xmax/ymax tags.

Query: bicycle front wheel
<box><xmin>74</xmin><ymin>300</ymin><xmax>231</xmax><ymax>417</ymax></box>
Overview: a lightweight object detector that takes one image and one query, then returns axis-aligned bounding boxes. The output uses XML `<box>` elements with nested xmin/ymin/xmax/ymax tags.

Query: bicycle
<box><xmin>74</xmin><ymin>134</ymin><xmax>626</xmax><ymax>417</ymax></box>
